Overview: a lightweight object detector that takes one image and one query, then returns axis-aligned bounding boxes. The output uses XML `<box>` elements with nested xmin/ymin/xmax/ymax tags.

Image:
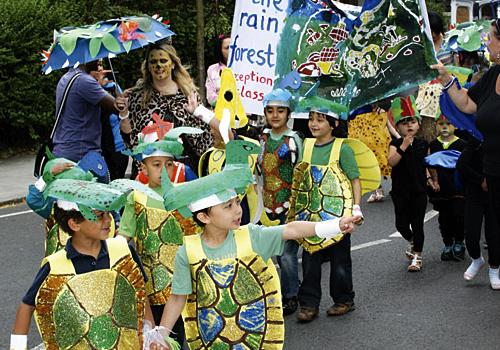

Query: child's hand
<box><xmin>482</xmin><ymin>178</ymin><xmax>488</xmax><ymax>192</ymax></box>
<box><xmin>352</xmin><ymin>205</ymin><xmax>364</xmax><ymax>225</ymax></box>
<box><xmin>339</xmin><ymin>215</ymin><xmax>362</xmax><ymax>233</ymax></box>
<box><xmin>51</xmin><ymin>162</ymin><xmax>74</xmax><ymax>176</ymax></box>
<box><xmin>185</xmin><ymin>91</ymin><xmax>200</xmax><ymax>114</ymax></box>
<box><xmin>401</xmin><ymin>134</ymin><xmax>414</xmax><ymax>150</ymax></box>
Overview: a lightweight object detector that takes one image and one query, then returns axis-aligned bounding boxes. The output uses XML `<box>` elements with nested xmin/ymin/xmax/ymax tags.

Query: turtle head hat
<box><xmin>161</xmin><ymin>139</ymin><xmax>261</xmax><ymax>218</ymax></box>
<box><xmin>42</xmin><ymin>157</ymin><xmax>95</xmax><ymax>184</ymax></box>
<box><xmin>126</xmin><ymin>113</ymin><xmax>203</xmax><ymax>162</ymax></box>
<box><xmin>298</xmin><ymin>96</ymin><xmax>348</xmax><ymax>135</ymax></box>
<box><xmin>43</xmin><ymin>179</ymin><xmax>131</xmax><ymax>222</ymax></box>
<box><xmin>263</xmin><ymin>88</ymin><xmax>294</xmax><ymax>111</ymax></box>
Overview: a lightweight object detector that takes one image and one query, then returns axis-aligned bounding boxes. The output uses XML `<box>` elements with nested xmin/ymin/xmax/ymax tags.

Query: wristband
<box><xmin>442</xmin><ymin>76</ymin><xmax>457</xmax><ymax>91</ymax></box>
<box><xmin>314</xmin><ymin>218</ymin><xmax>342</xmax><ymax>239</ymax></box>
<box><xmin>193</xmin><ymin>105</ymin><xmax>215</xmax><ymax>124</ymax></box>
<box><xmin>118</xmin><ymin>111</ymin><xmax>129</xmax><ymax>120</ymax></box>
<box><xmin>34</xmin><ymin>177</ymin><xmax>47</xmax><ymax>192</ymax></box>
<box><xmin>10</xmin><ymin>334</ymin><xmax>27</xmax><ymax>350</ymax></box>
<box><xmin>396</xmin><ymin>146</ymin><xmax>405</xmax><ymax>156</ymax></box>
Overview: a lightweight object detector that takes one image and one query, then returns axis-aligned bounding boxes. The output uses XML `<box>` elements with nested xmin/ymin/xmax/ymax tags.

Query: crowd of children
<box><xmin>9</xmin><ymin>21</ymin><xmax>500</xmax><ymax>349</ymax></box>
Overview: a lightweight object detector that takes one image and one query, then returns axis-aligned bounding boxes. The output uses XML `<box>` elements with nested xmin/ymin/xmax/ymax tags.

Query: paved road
<box><xmin>1</xmin><ymin>195</ymin><xmax>499</xmax><ymax>349</ymax></box>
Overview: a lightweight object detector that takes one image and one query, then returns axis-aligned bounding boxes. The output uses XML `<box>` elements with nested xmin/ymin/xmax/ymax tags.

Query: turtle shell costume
<box><xmin>33</xmin><ymin>179</ymin><xmax>149</xmax><ymax>349</ymax></box>
<box><xmin>259</xmin><ymin>129</ymin><xmax>299</xmax><ymax>217</ymax></box>
<box><xmin>34</xmin><ymin>237</ymin><xmax>146</xmax><ymax>350</ymax></box>
<box><xmin>182</xmin><ymin>226</ymin><xmax>284</xmax><ymax>349</ymax></box>
<box><xmin>125</xmin><ymin>120</ymin><xmax>204</xmax><ymax>305</ymax></box>
<box><xmin>162</xmin><ymin>139</ymin><xmax>285</xmax><ymax>349</ymax></box>
<box><xmin>287</xmin><ymin>138</ymin><xmax>380</xmax><ymax>253</ymax></box>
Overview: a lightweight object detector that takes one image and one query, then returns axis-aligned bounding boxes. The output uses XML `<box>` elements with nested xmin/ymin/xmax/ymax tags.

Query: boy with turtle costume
<box><xmin>119</xmin><ymin>117</ymin><xmax>202</xmax><ymax>344</ymax></box>
<box><xmin>288</xmin><ymin>97</ymin><xmax>380</xmax><ymax>322</ymax></box>
<box><xmin>257</xmin><ymin>88</ymin><xmax>303</xmax><ymax>316</ymax></box>
<box><xmin>153</xmin><ymin>139</ymin><xmax>360</xmax><ymax>350</ymax></box>
<box><xmin>10</xmin><ymin>180</ymin><xmax>171</xmax><ymax>350</ymax></box>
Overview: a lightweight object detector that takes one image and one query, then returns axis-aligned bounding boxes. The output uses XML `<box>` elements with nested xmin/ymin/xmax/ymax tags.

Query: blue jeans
<box><xmin>273</xmin><ymin>212</ymin><xmax>300</xmax><ymax>299</ymax></box>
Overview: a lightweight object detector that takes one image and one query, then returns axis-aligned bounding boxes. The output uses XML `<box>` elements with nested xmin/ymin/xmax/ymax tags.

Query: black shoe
<box><xmin>441</xmin><ymin>246</ymin><xmax>454</xmax><ymax>261</ymax></box>
<box><xmin>452</xmin><ymin>241</ymin><xmax>466</xmax><ymax>261</ymax></box>
<box><xmin>283</xmin><ymin>297</ymin><xmax>298</xmax><ymax>316</ymax></box>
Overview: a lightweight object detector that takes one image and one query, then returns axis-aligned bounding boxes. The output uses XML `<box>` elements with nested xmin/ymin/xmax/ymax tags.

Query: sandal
<box><xmin>408</xmin><ymin>255</ymin><xmax>423</xmax><ymax>272</ymax></box>
<box><xmin>367</xmin><ymin>189</ymin><xmax>384</xmax><ymax>203</ymax></box>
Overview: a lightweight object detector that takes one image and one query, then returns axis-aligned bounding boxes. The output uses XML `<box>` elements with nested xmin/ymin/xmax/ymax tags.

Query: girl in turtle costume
<box><xmin>10</xmin><ymin>180</ymin><xmax>164</xmax><ymax>350</ymax></box>
<box><xmin>154</xmin><ymin>139</ymin><xmax>361</xmax><ymax>350</ymax></box>
<box><xmin>288</xmin><ymin>99</ymin><xmax>380</xmax><ymax>322</ymax></box>
<box><xmin>119</xmin><ymin>118</ymin><xmax>202</xmax><ymax>345</ymax></box>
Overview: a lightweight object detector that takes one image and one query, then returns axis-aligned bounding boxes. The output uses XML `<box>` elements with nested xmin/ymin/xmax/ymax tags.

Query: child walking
<box><xmin>258</xmin><ymin>88</ymin><xmax>303</xmax><ymax>315</ymax></box>
<box><xmin>155</xmin><ymin>139</ymin><xmax>360</xmax><ymax>349</ymax></box>
<box><xmin>428</xmin><ymin>114</ymin><xmax>466</xmax><ymax>261</ymax></box>
<box><xmin>287</xmin><ymin>102</ymin><xmax>371</xmax><ymax>322</ymax></box>
<box><xmin>119</xmin><ymin>119</ymin><xmax>201</xmax><ymax>344</ymax></box>
<box><xmin>388</xmin><ymin>96</ymin><xmax>429</xmax><ymax>272</ymax></box>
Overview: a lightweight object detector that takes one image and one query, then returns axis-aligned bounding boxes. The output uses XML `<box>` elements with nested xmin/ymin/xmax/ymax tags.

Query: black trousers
<box><xmin>298</xmin><ymin>235</ymin><xmax>354</xmax><ymax>308</ymax></box>
<box><xmin>151</xmin><ymin>304</ymin><xmax>185</xmax><ymax>346</ymax></box>
<box><xmin>467</xmin><ymin>181</ymin><xmax>500</xmax><ymax>266</ymax></box>
<box><xmin>434</xmin><ymin>197</ymin><xmax>465</xmax><ymax>246</ymax></box>
<box><xmin>390</xmin><ymin>191</ymin><xmax>427</xmax><ymax>252</ymax></box>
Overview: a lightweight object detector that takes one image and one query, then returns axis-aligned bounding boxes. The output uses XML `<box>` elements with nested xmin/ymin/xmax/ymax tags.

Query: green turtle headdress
<box><xmin>297</xmin><ymin>96</ymin><xmax>348</xmax><ymax>120</ymax></box>
<box><xmin>125</xmin><ymin>113</ymin><xmax>203</xmax><ymax>161</ymax></box>
<box><xmin>42</xmin><ymin>157</ymin><xmax>94</xmax><ymax>184</ymax></box>
<box><xmin>161</xmin><ymin>139</ymin><xmax>261</xmax><ymax>217</ymax></box>
<box><xmin>44</xmin><ymin>178</ymin><xmax>164</xmax><ymax>221</ymax></box>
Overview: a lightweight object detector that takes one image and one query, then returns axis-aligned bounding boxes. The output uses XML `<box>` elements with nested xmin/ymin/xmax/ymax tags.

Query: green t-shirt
<box><xmin>172</xmin><ymin>224</ymin><xmax>285</xmax><ymax>295</ymax></box>
<box><xmin>311</xmin><ymin>139</ymin><xmax>360</xmax><ymax>180</ymax></box>
<box><xmin>268</xmin><ymin>128</ymin><xmax>303</xmax><ymax>163</ymax></box>
<box><xmin>119</xmin><ymin>186</ymin><xmax>165</xmax><ymax>238</ymax></box>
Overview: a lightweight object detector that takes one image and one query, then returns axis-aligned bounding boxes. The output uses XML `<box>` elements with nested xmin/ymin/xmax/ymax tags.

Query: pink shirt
<box><xmin>205</xmin><ymin>63</ymin><xmax>226</xmax><ymax>106</ymax></box>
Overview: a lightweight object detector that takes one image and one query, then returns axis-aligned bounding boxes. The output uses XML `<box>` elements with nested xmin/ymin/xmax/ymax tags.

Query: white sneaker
<box><xmin>464</xmin><ymin>257</ymin><xmax>485</xmax><ymax>281</ymax></box>
<box><xmin>488</xmin><ymin>267</ymin><xmax>500</xmax><ymax>290</ymax></box>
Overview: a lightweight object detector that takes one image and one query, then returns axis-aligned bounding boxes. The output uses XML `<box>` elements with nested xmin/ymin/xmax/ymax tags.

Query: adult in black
<box><xmin>432</xmin><ymin>19</ymin><xmax>500</xmax><ymax>267</ymax></box>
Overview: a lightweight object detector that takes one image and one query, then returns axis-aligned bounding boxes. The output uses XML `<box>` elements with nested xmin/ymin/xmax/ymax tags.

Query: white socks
<box><xmin>463</xmin><ymin>256</ymin><xmax>485</xmax><ymax>281</ymax></box>
<box><xmin>489</xmin><ymin>267</ymin><xmax>500</xmax><ymax>290</ymax></box>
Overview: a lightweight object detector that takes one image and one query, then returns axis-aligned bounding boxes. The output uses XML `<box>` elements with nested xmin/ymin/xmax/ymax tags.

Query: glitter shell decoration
<box><xmin>133</xmin><ymin>191</ymin><xmax>200</xmax><ymax>305</ymax></box>
<box><xmin>259</xmin><ymin>131</ymin><xmax>297</xmax><ymax>216</ymax></box>
<box><xmin>183</xmin><ymin>228</ymin><xmax>284</xmax><ymax>349</ymax></box>
<box><xmin>287</xmin><ymin>138</ymin><xmax>353</xmax><ymax>253</ymax></box>
<box><xmin>34</xmin><ymin>238</ymin><xmax>146</xmax><ymax>350</ymax></box>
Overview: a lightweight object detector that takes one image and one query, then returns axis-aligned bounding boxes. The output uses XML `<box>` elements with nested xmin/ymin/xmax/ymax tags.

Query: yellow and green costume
<box><xmin>288</xmin><ymin>138</ymin><xmax>379</xmax><ymax>253</ymax></box>
<box><xmin>182</xmin><ymin>226</ymin><xmax>284</xmax><ymax>349</ymax></box>
<box><xmin>34</xmin><ymin>237</ymin><xmax>146</xmax><ymax>350</ymax></box>
<box><xmin>131</xmin><ymin>190</ymin><xmax>200</xmax><ymax>305</ymax></box>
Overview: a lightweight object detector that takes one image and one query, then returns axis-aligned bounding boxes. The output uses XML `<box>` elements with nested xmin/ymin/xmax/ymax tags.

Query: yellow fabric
<box><xmin>348</xmin><ymin>110</ymin><xmax>391</xmax><ymax>177</ymax></box>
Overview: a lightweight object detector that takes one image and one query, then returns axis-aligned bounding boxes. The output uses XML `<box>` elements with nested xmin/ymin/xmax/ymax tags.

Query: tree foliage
<box><xmin>0</xmin><ymin>0</ymin><xmax>234</xmax><ymax>150</ymax></box>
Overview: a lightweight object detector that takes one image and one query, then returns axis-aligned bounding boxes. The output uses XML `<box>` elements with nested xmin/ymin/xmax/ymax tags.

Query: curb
<box><xmin>0</xmin><ymin>196</ymin><xmax>26</xmax><ymax>208</ymax></box>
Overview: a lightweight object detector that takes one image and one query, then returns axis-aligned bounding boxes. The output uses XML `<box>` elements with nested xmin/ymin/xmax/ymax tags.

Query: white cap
<box><xmin>57</xmin><ymin>199</ymin><xmax>80</xmax><ymax>211</ymax></box>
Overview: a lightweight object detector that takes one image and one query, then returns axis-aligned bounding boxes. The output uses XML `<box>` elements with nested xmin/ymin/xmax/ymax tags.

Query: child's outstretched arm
<box><xmin>159</xmin><ymin>294</ymin><xmax>187</xmax><ymax>333</ymax></box>
<box><xmin>10</xmin><ymin>302</ymin><xmax>35</xmax><ymax>349</ymax></box>
<box><xmin>282</xmin><ymin>216</ymin><xmax>360</xmax><ymax>241</ymax></box>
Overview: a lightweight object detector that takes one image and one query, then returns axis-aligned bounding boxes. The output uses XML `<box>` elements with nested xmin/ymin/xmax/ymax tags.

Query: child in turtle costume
<box><xmin>154</xmin><ymin>139</ymin><xmax>360</xmax><ymax>350</ymax></box>
<box><xmin>10</xmin><ymin>180</ymin><xmax>165</xmax><ymax>350</ymax></box>
<box><xmin>258</xmin><ymin>88</ymin><xmax>303</xmax><ymax>316</ymax></box>
<box><xmin>27</xmin><ymin>156</ymin><xmax>117</xmax><ymax>257</ymax></box>
<box><xmin>288</xmin><ymin>97</ymin><xmax>380</xmax><ymax>322</ymax></box>
<box><xmin>119</xmin><ymin>117</ymin><xmax>203</xmax><ymax>344</ymax></box>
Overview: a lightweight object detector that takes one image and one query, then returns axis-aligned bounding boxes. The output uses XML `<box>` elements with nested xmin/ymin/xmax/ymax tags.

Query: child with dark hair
<box><xmin>428</xmin><ymin>114</ymin><xmax>466</xmax><ymax>261</ymax></box>
<box><xmin>428</xmin><ymin>10</ymin><xmax>453</xmax><ymax>65</ymax></box>
<box><xmin>10</xmin><ymin>181</ymin><xmax>169</xmax><ymax>350</ymax></box>
<box><xmin>388</xmin><ymin>96</ymin><xmax>430</xmax><ymax>272</ymax></box>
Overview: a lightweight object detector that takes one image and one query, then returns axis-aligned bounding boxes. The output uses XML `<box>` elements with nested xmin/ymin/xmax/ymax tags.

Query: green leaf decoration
<box><xmin>101</xmin><ymin>32</ymin><xmax>121</xmax><ymax>53</ymax></box>
<box><xmin>123</xmin><ymin>40</ymin><xmax>133</xmax><ymax>53</ymax></box>
<box><xmin>59</xmin><ymin>34</ymin><xmax>78</xmax><ymax>56</ymax></box>
<box><xmin>89</xmin><ymin>37</ymin><xmax>102</xmax><ymax>58</ymax></box>
<box><xmin>134</xmin><ymin>17</ymin><xmax>152</xmax><ymax>32</ymax></box>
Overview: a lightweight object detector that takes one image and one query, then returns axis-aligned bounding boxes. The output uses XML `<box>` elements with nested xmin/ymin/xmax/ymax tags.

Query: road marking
<box><xmin>388</xmin><ymin>210</ymin><xmax>438</xmax><ymax>238</ymax></box>
<box><xmin>0</xmin><ymin>209</ymin><xmax>33</xmax><ymax>219</ymax></box>
<box><xmin>351</xmin><ymin>239</ymin><xmax>391</xmax><ymax>251</ymax></box>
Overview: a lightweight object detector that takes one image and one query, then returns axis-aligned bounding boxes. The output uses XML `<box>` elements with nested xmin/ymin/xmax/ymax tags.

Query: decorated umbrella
<box><xmin>41</xmin><ymin>15</ymin><xmax>174</xmax><ymax>75</ymax></box>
